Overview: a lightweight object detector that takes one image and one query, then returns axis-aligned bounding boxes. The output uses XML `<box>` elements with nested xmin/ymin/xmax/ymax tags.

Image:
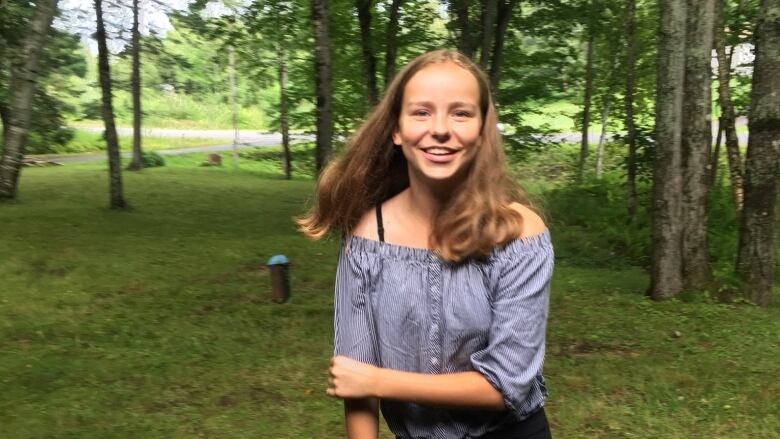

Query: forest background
<box><xmin>0</xmin><ymin>0</ymin><xmax>778</xmax><ymax>437</ymax></box>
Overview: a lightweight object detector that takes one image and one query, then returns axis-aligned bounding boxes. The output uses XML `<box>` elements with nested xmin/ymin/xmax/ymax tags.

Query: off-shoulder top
<box><xmin>333</xmin><ymin>206</ymin><xmax>554</xmax><ymax>439</ymax></box>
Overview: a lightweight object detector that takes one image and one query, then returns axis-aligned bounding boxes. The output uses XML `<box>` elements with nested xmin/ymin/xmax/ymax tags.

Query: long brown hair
<box><xmin>297</xmin><ymin>49</ymin><xmax>532</xmax><ymax>263</ymax></box>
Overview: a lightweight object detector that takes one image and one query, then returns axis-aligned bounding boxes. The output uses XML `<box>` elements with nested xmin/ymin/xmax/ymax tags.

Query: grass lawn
<box><xmin>0</xmin><ymin>154</ymin><xmax>778</xmax><ymax>438</ymax></box>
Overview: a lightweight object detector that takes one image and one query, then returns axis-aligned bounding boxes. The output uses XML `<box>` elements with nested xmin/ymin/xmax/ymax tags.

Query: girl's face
<box><xmin>393</xmin><ymin>61</ymin><xmax>483</xmax><ymax>184</ymax></box>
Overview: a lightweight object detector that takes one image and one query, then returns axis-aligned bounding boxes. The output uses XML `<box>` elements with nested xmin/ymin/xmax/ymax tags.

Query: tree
<box><xmin>383</xmin><ymin>0</ymin><xmax>402</xmax><ymax>86</ymax></box>
<box><xmin>127</xmin><ymin>0</ymin><xmax>144</xmax><ymax>171</ymax></box>
<box><xmin>594</xmin><ymin>53</ymin><xmax>618</xmax><ymax>180</ymax></box>
<box><xmin>577</xmin><ymin>27</ymin><xmax>595</xmax><ymax>182</ymax></box>
<box><xmin>0</xmin><ymin>0</ymin><xmax>58</xmax><ymax>200</ymax></box>
<box><xmin>312</xmin><ymin>0</ymin><xmax>333</xmax><ymax>173</ymax></box>
<box><xmin>451</xmin><ymin>0</ymin><xmax>474</xmax><ymax>58</ymax></box>
<box><xmin>713</xmin><ymin>0</ymin><xmax>744</xmax><ymax>212</ymax></box>
<box><xmin>94</xmin><ymin>0</ymin><xmax>127</xmax><ymax>209</ymax></box>
<box><xmin>680</xmin><ymin>0</ymin><xmax>715</xmax><ymax>290</ymax></box>
<box><xmin>650</xmin><ymin>0</ymin><xmax>686</xmax><ymax>300</ymax></box>
<box><xmin>488</xmin><ymin>0</ymin><xmax>519</xmax><ymax>94</ymax></box>
<box><xmin>479</xmin><ymin>0</ymin><xmax>497</xmax><ymax>69</ymax></box>
<box><xmin>356</xmin><ymin>0</ymin><xmax>378</xmax><ymax>106</ymax></box>
<box><xmin>624</xmin><ymin>0</ymin><xmax>638</xmax><ymax>217</ymax></box>
<box><xmin>736</xmin><ymin>0</ymin><xmax>779</xmax><ymax>306</ymax></box>
<box><xmin>446</xmin><ymin>0</ymin><xmax>518</xmax><ymax>96</ymax></box>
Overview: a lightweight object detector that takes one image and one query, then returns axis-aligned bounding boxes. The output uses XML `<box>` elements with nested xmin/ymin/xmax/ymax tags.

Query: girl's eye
<box><xmin>413</xmin><ymin>109</ymin><xmax>430</xmax><ymax>117</ymax></box>
<box><xmin>453</xmin><ymin>111</ymin><xmax>472</xmax><ymax>118</ymax></box>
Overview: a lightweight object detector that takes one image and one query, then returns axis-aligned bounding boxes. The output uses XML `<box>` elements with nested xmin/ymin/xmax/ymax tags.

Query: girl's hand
<box><xmin>326</xmin><ymin>355</ymin><xmax>381</xmax><ymax>399</ymax></box>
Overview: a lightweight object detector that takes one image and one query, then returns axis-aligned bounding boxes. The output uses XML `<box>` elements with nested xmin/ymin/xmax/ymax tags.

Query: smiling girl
<box><xmin>298</xmin><ymin>50</ymin><xmax>554</xmax><ymax>439</ymax></box>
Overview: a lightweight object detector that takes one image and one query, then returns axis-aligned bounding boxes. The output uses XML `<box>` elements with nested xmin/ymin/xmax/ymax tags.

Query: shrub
<box><xmin>142</xmin><ymin>151</ymin><xmax>165</xmax><ymax>168</ymax></box>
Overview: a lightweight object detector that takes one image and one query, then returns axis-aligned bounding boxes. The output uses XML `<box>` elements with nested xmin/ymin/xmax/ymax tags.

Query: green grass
<box><xmin>0</xmin><ymin>153</ymin><xmax>777</xmax><ymax>438</ymax></box>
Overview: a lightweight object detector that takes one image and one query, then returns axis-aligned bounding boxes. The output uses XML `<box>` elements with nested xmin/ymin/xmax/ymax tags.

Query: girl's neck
<box><xmin>402</xmin><ymin>173</ymin><xmax>457</xmax><ymax>223</ymax></box>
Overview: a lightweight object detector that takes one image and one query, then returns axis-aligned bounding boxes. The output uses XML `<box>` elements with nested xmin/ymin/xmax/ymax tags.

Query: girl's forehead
<box><xmin>403</xmin><ymin>62</ymin><xmax>480</xmax><ymax>103</ymax></box>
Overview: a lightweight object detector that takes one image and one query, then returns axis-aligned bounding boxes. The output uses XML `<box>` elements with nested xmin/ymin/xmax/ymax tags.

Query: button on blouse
<box><xmin>333</xmin><ymin>229</ymin><xmax>554</xmax><ymax>439</ymax></box>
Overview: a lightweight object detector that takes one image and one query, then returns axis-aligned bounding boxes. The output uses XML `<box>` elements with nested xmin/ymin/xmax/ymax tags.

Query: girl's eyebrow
<box><xmin>406</xmin><ymin>101</ymin><xmax>478</xmax><ymax>109</ymax></box>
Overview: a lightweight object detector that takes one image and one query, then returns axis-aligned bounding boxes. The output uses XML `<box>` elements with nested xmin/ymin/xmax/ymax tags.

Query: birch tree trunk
<box><xmin>0</xmin><ymin>0</ymin><xmax>58</xmax><ymax>200</ymax></box>
<box><xmin>127</xmin><ymin>0</ymin><xmax>144</xmax><ymax>171</ymax></box>
<box><xmin>356</xmin><ymin>0</ymin><xmax>378</xmax><ymax>106</ymax></box>
<box><xmin>578</xmin><ymin>32</ymin><xmax>595</xmax><ymax>182</ymax></box>
<box><xmin>709</xmin><ymin>119</ymin><xmax>723</xmax><ymax>186</ymax></box>
<box><xmin>625</xmin><ymin>0</ymin><xmax>638</xmax><ymax>220</ymax></box>
<box><xmin>312</xmin><ymin>0</ymin><xmax>333</xmax><ymax>173</ymax></box>
<box><xmin>384</xmin><ymin>0</ymin><xmax>402</xmax><ymax>87</ymax></box>
<box><xmin>595</xmin><ymin>94</ymin><xmax>611</xmax><ymax>180</ymax></box>
<box><xmin>229</xmin><ymin>46</ymin><xmax>238</xmax><ymax>169</ymax></box>
<box><xmin>278</xmin><ymin>43</ymin><xmax>291</xmax><ymax>180</ymax></box>
<box><xmin>736</xmin><ymin>0</ymin><xmax>780</xmax><ymax>306</ymax></box>
<box><xmin>95</xmin><ymin>0</ymin><xmax>126</xmax><ymax>209</ymax></box>
<box><xmin>714</xmin><ymin>0</ymin><xmax>744</xmax><ymax>212</ymax></box>
<box><xmin>650</xmin><ymin>0</ymin><xmax>686</xmax><ymax>300</ymax></box>
<box><xmin>680</xmin><ymin>0</ymin><xmax>715</xmax><ymax>290</ymax></box>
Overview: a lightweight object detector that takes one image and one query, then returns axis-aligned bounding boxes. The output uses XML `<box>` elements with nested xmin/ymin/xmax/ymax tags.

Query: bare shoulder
<box><xmin>351</xmin><ymin>206</ymin><xmax>379</xmax><ymax>241</ymax></box>
<box><xmin>509</xmin><ymin>202</ymin><xmax>547</xmax><ymax>238</ymax></box>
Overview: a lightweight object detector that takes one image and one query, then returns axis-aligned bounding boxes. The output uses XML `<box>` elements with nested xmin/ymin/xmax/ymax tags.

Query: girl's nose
<box><xmin>431</xmin><ymin>116</ymin><xmax>450</xmax><ymax>142</ymax></box>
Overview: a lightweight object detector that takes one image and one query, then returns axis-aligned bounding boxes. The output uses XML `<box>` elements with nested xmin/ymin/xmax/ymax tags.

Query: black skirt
<box><xmin>490</xmin><ymin>408</ymin><xmax>552</xmax><ymax>439</ymax></box>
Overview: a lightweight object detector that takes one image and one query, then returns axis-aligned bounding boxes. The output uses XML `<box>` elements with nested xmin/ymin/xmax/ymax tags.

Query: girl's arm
<box><xmin>328</xmin><ymin>356</ymin><xmax>505</xmax><ymax>411</ymax></box>
<box><xmin>344</xmin><ymin>397</ymin><xmax>379</xmax><ymax>439</ymax></box>
<box><xmin>375</xmin><ymin>368</ymin><xmax>505</xmax><ymax>410</ymax></box>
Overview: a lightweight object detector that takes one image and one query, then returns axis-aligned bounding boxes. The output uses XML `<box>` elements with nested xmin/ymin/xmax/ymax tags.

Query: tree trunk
<box><xmin>384</xmin><ymin>0</ymin><xmax>402</xmax><ymax>87</ymax></box>
<box><xmin>714</xmin><ymin>1</ymin><xmax>744</xmax><ymax>213</ymax></box>
<box><xmin>356</xmin><ymin>0</ymin><xmax>378</xmax><ymax>106</ymax></box>
<box><xmin>595</xmin><ymin>94</ymin><xmax>611</xmax><ymax>180</ymax></box>
<box><xmin>229</xmin><ymin>45</ymin><xmax>239</xmax><ymax>169</ymax></box>
<box><xmin>650</xmin><ymin>0</ymin><xmax>686</xmax><ymax>300</ymax></box>
<box><xmin>479</xmin><ymin>0</ymin><xmax>497</xmax><ymax>69</ymax></box>
<box><xmin>709</xmin><ymin>118</ymin><xmax>723</xmax><ymax>187</ymax></box>
<box><xmin>0</xmin><ymin>0</ymin><xmax>57</xmax><ymax>200</ymax></box>
<box><xmin>312</xmin><ymin>0</ymin><xmax>333</xmax><ymax>173</ymax></box>
<box><xmin>452</xmin><ymin>0</ymin><xmax>474</xmax><ymax>58</ymax></box>
<box><xmin>680</xmin><ymin>0</ymin><xmax>715</xmax><ymax>290</ymax></box>
<box><xmin>577</xmin><ymin>32</ymin><xmax>595</xmax><ymax>182</ymax></box>
<box><xmin>279</xmin><ymin>43</ymin><xmax>291</xmax><ymax>180</ymax></box>
<box><xmin>489</xmin><ymin>0</ymin><xmax>519</xmax><ymax>96</ymax></box>
<box><xmin>127</xmin><ymin>0</ymin><xmax>144</xmax><ymax>171</ymax></box>
<box><xmin>0</xmin><ymin>103</ymin><xmax>8</xmax><ymax>147</ymax></box>
<box><xmin>736</xmin><ymin>0</ymin><xmax>780</xmax><ymax>306</ymax></box>
<box><xmin>625</xmin><ymin>0</ymin><xmax>638</xmax><ymax>220</ymax></box>
<box><xmin>94</xmin><ymin>0</ymin><xmax>126</xmax><ymax>209</ymax></box>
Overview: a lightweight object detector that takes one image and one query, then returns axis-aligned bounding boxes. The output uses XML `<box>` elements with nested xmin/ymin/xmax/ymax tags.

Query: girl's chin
<box><xmin>414</xmin><ymin>164</ymin><xmax>465</xmax><ymax>183</ymax></box>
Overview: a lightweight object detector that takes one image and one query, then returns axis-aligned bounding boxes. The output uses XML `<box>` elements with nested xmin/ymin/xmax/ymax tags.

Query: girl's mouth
<box><xmin>420</xmin><ymin>146</ymin><xmax>460</xmax><ymax>163</ymax></box>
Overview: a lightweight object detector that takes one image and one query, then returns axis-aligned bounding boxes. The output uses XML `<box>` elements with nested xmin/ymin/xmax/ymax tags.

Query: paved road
<box><xmin>546</xmin><ymin>131</ymin><xmax>748</xmax><ymax>145</ymax></box>
<box><xmin>28</xmin><ymin>132</ymin><xmax>312</xmax><ymax>163</ymax></box>
<box><xmin>78</xmin><ymin>126</ymin><xmax>287</xmax><ymax>141</ymax></box>
<box><xmin>30</xmin><ymin>122</ymin><xmax>748</xmax><ymax>164</ymax></box>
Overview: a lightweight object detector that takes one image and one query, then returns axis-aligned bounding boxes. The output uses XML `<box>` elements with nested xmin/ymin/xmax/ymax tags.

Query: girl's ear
<box><xmin>392</xmin><ymin>127</ymin><xmax>402</xmax><ymax>146</ymax></box>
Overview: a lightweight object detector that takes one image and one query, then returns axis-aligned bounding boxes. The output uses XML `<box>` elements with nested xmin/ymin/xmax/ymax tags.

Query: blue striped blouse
<box><xmin>333</xmin><ymin>229</ymin><xmax>554</xmax><ymax>439</ymax></box>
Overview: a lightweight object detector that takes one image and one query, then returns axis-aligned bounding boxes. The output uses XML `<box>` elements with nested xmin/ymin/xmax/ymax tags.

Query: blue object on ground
<box><xmin>267</xmin><ymin>254</ymin><xmax>290</xmax><ymax>266</ymax></box>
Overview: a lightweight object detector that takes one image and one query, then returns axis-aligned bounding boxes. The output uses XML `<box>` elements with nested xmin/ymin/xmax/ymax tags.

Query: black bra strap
<box><xmin>375</xmin><ymin>204</ymin><xmax>385</xmax><ymax>242</ymax></box>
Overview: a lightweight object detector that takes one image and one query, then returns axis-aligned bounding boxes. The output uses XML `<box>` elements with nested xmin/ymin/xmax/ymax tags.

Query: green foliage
<box><xmin>239</xmin><ymin>141</ymin><xmax>319</xmax><ymax>178</ymax></box>
<box><xmin>142</xmin><ymin>151</ymin><xmax>166</xmax><ymax>168</ymax></box>
<box><xmin>1</xmin><ymin>26</ymin><xmax>86</xmax><ymax>154</ymax></box>
<box><xmin>513</xmin><ymin>143</ymin><xmax>778</xmax><ymax>284</ymax></box>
